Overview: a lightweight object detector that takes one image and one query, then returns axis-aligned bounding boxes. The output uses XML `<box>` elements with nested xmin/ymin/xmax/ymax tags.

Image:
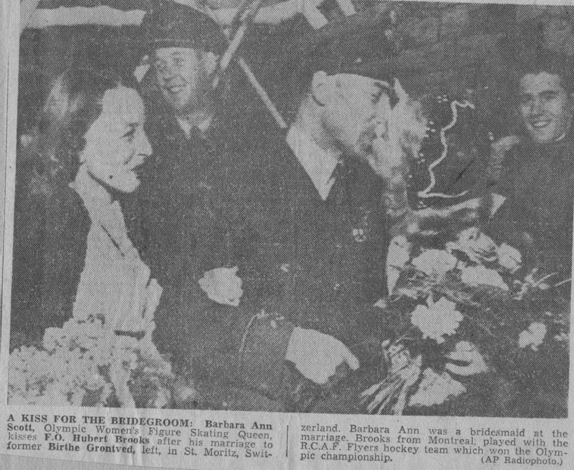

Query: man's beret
<box><xmin>290</xmin><ymin>13</ymin><xmax>397</xmax><ymax>86</ymax></box>
<box><xmin>264</xmin><ymin>12</ymin><xmax>398</xmax><ymax>121</ymax></box>
<box><xmin>141</xmin><ymin>2</ymin><xmax>228</xmax><ymax>55</ymax></box>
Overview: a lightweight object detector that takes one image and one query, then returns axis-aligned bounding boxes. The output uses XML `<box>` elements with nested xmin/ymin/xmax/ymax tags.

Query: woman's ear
<box><xmin>310</xmin><ymin>71</ymin><xmax>330</xmax><ymax>106</ymax></box>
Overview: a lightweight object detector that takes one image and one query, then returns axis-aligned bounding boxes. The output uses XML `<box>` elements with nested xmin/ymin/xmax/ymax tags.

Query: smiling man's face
<box><xmin>518</xmin><ymin>72</ymin><xmax>572</xmax><ymax>144</ymax></box>
<box><xmin>153</xmin><ymin>47</ymin><xmax>213</xmax><ymax>116</ymax></box>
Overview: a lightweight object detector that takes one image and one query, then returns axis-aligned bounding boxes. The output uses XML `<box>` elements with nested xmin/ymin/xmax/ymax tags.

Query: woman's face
<box><xmin>81</xmin><ymin>86</ymin><xmax>151</xmax><ymax>193</ymax></box>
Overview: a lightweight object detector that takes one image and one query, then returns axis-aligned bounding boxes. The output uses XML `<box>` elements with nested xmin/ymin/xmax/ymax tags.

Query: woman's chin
<box><xmin>102</xmin><ymin>176</ymin><xmax>140</xmax><ymax>195</ymax></box>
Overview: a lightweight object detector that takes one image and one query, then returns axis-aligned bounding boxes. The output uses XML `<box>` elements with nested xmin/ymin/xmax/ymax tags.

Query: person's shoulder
<box><xmin>223</xmin><ymin>125</ymin><xmax>292</xmax><ymax>171</ymax></box>
<box><xmin>207</xmin><ymin>129</ymin><xmax>296</xmax><ymax>207</ymax></box>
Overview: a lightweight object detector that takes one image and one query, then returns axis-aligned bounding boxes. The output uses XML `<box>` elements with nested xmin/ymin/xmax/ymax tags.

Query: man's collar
<box><xmin>176</xmin><ymin>115</ymin><xmax>214</xmax><ymax>139</ymax></box>
<box><xmin>286</xmin><ymin>125</ymin><xmax>341</xmax><ymax>201</ymax></box>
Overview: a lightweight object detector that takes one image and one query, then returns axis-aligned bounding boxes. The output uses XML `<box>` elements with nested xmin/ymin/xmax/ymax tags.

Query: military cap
<box><xmin>269</xmin><ymin>14</ymin><xmax>397</xmax><ymax>121</ymax></box>
<box><xmin>290</xmin><ymin>11</ymin><xmax>397</xmax><ymax>87</ymax></box>
<box><xmin>141</xmin><ymin>1</ymin><xmax>228</xmax><ymax>54</ymax></box>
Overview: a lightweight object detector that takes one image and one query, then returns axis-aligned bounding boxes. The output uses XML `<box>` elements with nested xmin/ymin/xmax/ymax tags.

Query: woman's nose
<box><xmin>139</xmin><ymin>132</ymin><xmax>152</xmax><ymax>157</ymax></box>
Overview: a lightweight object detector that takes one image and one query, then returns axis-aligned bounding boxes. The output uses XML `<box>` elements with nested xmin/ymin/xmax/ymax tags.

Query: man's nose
<box><xmin>159</xmin><ymin>63</ymin><xmax>177</xmax><ymax>80</ymax></box>
<box><xmin>530</xmin><ymin>98</ymin><xmax>544</xmax><ymax>115</ymax></box>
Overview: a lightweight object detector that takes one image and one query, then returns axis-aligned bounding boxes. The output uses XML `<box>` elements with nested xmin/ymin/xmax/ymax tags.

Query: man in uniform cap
<box><xmin>150</xmin><ymin>13</ymin><xmax>487</xmax><ymax>411</ymax></box>
<box><xmin>124</xmin><ymin>2</ymin><xmax>241</xmax><ymax>296</ymax></box>
<box><xmin>154</xmin><ymin>25</ymin><xmax>401</xmax><ymax>412</ymax></box>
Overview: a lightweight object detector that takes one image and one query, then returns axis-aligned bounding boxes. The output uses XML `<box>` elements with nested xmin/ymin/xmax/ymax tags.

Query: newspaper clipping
<box><xmin>1</xmin><ymin>0</ymin><xmax>573</xmax><ymax>468</ymax></box>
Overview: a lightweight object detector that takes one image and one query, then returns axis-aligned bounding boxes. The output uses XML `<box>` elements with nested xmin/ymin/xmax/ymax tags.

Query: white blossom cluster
<box><xmin>9</xmin><ymin>316</ymin><xmax>169</xmax><ymax>407</ymax></box>
<box><xmin>410</xmin><ymin>296</ymin><xmax>463</xmax><ymax>344</ymax></box>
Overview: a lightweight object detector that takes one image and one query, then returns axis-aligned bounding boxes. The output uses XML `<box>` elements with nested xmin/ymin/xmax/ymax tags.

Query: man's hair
<box><xmin>513</xmin><ymin>49</ymin><xmax>573</xmax><ymax>95</ymax></box>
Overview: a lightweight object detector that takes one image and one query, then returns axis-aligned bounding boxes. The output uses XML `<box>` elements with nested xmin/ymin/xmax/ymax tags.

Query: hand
<box><xmin>445</xmin><ymin>341</ymin><xmax>488</xmax><ymax>376</ymax></box>
<box><xmin>285</xmin><ymin>327</ymin><xmax>359</xmax><ymax>384</ymax></box>
<box><xmin>198</xmin><ymin>266</ymin><xmax>243</xmax><ymax>307</ymax></box>
<box><xmin>490</xmin><ymin>135</ymin><xmax>521</xmax><ymax>162</ymax></box>
<box><xmin>370</xmin><ymin>79</ymin><xmax>425</xmax><ymax>178</ymax></box>
<box><xmin>371</xmin><ymin>121</ymin><xmax>407</xmax><ymax>175</ymax></box>
<box><xmin>142</xmin><ymin>278</ymin><xmax>163</xmax><ymax>331</ymax></box>
<box><xmin>497</xmin><ymin>243</ymin><xmax>522</xmax><ymax>273</ymax></box>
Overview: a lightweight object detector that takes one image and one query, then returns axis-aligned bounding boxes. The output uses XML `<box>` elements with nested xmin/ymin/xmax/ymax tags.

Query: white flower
<box><xmin>199</xmin><ymin>266</ymin><xmax>243</xmax><ymax>307</ymax></box>
<box><xmin>43</xmin><ymin>328</ymin><xmax>64</xmax><ymax>352</ymax></box>
<box><xmin>9</xmin><ymin>318</ymin><xmax>173</xmax><ymax>407</ymax></box>
<box><xmin>497</xmin><ymin>243</ymin><xmax>522</xmax><ymax>273</ymax></box>
<box><xmin>519</xmin><ymin>322</ymin><xmax>547</xmax><ymax>351</ymax></box>
<box><xmin>461</xmin><ymin>265</ymin><xmax>509</xmax><ymax>291</ymax></box>
<box><xmin>410</xmin><ymin>297</ymin><xmax>463</xmax><ymax>344</ymax></box>
<box><xmin>408</xmin><ymin>368</ymin><xmax>466</xmax><ymax>407</ymax></box>
<box><xmin>554</xmin><ymin>332</ymin><xmax>569</xmax><ymax>343</ymax></box>
<box><xmin>412</xmin><ymin>249</ymin><xmax>457</xmax><ymax>277</ymax></box>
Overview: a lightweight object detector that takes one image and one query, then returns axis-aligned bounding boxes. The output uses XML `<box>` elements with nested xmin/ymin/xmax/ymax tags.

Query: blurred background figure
<box><xmin>487</xmin><ymin>50</ymin><xmax>573</xmax><ymax>277</ymax></box>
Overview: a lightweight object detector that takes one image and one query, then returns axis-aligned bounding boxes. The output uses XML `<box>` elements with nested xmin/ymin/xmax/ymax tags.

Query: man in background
<box><xmin>124</xmin><ymin>2</ymin><xmax>241</xmax><ymax>293</ymax></box>
<box><xmin>158</xmin><ymin>32</ymin><xmax>407</xmax><ymax>412</ymax></box>
<box><xmin>486</xmin><ymin>50</ymin><xmax>572</xmax><ymax>418</ymax></box>
<box><xmin>489</xmin><ymin>50</ymin><xmax>573</xmax><ymax>276</ymax></box>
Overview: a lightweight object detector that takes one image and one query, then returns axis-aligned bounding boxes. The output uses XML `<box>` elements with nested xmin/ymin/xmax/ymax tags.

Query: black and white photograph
<box><xmin>5</xmin><ymin>0</ymin><xmax>573</xmax><ymax>425</ymax></box>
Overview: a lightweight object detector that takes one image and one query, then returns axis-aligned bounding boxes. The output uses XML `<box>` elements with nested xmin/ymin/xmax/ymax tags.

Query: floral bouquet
<box><xmin>9</xmin><ymin>316</ymin><xmax>180</xmax><ymax>408</ymax></box>
<box><xmin>361</xmin><ymin>227</ymin><xmax>570</xmax><ymax>415</ymax></box>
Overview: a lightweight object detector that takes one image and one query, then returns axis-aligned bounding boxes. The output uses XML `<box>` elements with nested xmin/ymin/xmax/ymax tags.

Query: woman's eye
<box><xmin>123</xmin><ymin>129</ymin><xmax>136</xmax><ymax>141</ymax></box>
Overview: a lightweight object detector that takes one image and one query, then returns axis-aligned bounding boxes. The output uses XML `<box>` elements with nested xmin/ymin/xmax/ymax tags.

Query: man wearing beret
<box><xmin>153</xmin><ymin>29</ymin><xmax>400</xmax><ymax>411</ymax></box>
<box><xmin>151</xmin><ymin>16</ymin><xmax>490</xmax><ymax>410</ymax></box>
<box><xmin>124</xmin><ymin>2</ymin><xmax>242</xmax><ymax>293</ymax></box>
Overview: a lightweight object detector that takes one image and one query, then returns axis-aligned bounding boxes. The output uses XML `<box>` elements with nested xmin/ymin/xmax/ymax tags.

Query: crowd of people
<box><xmin>10</xmin><ymin>1</ymin><xmax>573</xmax><ymax>415</ymax></box>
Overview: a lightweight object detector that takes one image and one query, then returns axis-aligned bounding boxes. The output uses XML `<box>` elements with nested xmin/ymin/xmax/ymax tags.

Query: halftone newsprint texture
<box><xmin>0</xmin><ymin>0</ymin><xmax>573</xmax><ymax>468</ymax></box>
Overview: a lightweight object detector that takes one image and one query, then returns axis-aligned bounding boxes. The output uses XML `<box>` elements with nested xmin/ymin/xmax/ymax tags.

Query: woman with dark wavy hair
<box><xmin>11</xmin><ymin>67</ymin><xmax>157</xmax><ymax>346</ymax></box>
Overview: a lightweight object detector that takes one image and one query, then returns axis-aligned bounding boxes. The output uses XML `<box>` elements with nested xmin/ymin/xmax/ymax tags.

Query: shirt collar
<box><xmin>176</xmin><ymin>115</ymin><xmax>213</xmax><ymax>139</ymax></box>
<box><xmin>286</xmin><ymin>125</ymin><xmax>341</xmax><ymax>201</ymax></box>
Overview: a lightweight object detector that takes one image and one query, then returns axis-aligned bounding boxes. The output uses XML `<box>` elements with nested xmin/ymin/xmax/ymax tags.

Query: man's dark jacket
<box><xmin>153</xmin><ymin>128</ymin><xmax>390</xmax><ymax>412</ymax></box>
<box><xmin>123</xmin><ymin>97</ymin><xmax>242</xmax><ymax>289</ymax></box>
<box><xmin>489</xmin><ymin>134</ymin><xmax>573</xmax><ymax>276</ymax></box>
